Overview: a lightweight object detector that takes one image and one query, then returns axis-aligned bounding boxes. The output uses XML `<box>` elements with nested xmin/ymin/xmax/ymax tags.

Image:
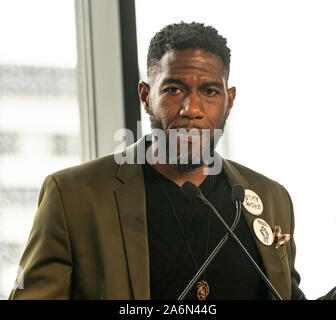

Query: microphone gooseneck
<box><xmin>178</xmin><ymin>183</ymin><xmax>243</xmax><ymax>300</ymax></box>
<box><xmin>179</xmin><ymin>181</ymin><xmax>283</xmax><ymax>301</ymax></box>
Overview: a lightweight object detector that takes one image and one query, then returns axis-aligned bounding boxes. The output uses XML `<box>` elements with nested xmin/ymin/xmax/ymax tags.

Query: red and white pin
<box><xmin>243</xmin><ymin>189</ymin><xmax>263</xmax><ymax>216</ymax></box>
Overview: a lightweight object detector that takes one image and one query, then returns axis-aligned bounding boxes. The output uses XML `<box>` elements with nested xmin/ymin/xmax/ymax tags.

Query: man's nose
<box><xmin>179</xmin><ymin>91</ymin><xmax>204</xmax><ymax>120</ymax></box>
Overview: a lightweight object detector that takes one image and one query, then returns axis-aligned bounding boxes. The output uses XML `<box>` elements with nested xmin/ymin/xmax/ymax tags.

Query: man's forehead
<box><xmin>155</xmin><ymin>48</ymin><xmax>225</xmax><ymax>83</ymax></box>
<box><xmin>160</xmin><ymin>48</ymin><xmax>223</xmax><ymax>69</ymax></box>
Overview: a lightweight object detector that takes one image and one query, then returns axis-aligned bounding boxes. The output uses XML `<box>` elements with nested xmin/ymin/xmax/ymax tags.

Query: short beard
<box><xmin>172</xmin><ymin>162</ymin><xmax>204</xmax><ymax>173</ymax></box>
<box><xmin>148</xmin><ymin>109</ymin><xmax>224</xmax><ymax>173</ymax></box>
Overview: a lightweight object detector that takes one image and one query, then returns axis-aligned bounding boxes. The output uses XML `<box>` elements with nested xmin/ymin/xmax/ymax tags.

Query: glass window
<box><xmin>0</xmin><ymin>0</ymin><xmax>81</xmax><ymax>299</ymax></box>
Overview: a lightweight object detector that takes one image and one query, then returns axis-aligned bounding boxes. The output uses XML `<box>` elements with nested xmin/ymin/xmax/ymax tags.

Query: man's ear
<box><xmin>225</xmin><ymin>86</ymin><xmax>236</xmax><ymax>120</ymax></box>
<box><xmin>138</xmin><ymin>81</ymin><xmax>150</xmax><ymax>114</ymax></box>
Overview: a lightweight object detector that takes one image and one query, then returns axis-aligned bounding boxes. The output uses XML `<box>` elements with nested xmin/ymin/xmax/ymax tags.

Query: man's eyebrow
<box><xmin>160</xmin><ymin>78</ymin><xmax>187</xmax><ymax>87</ymax></box>
<box><xmin>200</xmin><ymin>81</ymin><xmax>224</xmax><ymax>89</ymax></box>
<box><xmin>159</xmin><ymin>78</ymin><xmax>224</xmax><ymax>90</ymax></box>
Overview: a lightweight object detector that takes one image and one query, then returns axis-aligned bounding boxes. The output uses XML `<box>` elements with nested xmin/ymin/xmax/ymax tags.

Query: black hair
<box><xmin>147</xmin><ymin>21</ymin><xmax>231</xmax><ymax>81</ymax></box>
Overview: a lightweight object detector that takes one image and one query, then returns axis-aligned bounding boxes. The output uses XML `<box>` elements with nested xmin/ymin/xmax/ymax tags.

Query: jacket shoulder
<box><xmin>226</xmin><ymin>159</ymin><xmax>284</xmax><ymax>188</ymax></box>
<box><xmin>225</xmin><ymin>159</ymin><xmax>292</xmax><ymax>203</ymax></box>
<box><xmin>49</xmin><ymin>153</ymin><xmax>121</xmax><ymax>190</ymax></box>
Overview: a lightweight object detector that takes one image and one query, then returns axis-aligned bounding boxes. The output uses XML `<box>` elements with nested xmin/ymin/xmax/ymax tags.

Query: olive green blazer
<box><xmin>9</xmin><ymin>135</ymin><xmax>308</xmax><ymax>300</ymax></box>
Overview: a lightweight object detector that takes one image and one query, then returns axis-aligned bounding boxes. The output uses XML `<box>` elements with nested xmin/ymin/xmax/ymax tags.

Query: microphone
<box><xmin>180</xmin><ymin>180</ymin><xmax>201</xmax><ymax>199</ymax></box>
<box><xmin>179</xmin><ymin>181</ymin><xmax>282</xmax><ymax>301</ymax></box>
<box><xmin>178</xmin><ymin>183</ymin><xmax>244</xmax><ymax>300</ymax></box>
<box><xmin>231</xmin><ymin>183</ymin><xmax>245</xmax><ymax>203</ymax></box>
<box><xmin>182</xmin><ymin>180</ymin><xmax>244</xmax><ymax>202</ymax></box>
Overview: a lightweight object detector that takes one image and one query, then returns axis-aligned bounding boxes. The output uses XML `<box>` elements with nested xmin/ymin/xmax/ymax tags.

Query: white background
<box><xmin>0</xmin><ymin>0</ymin><xmax>77</xmax><ymax>68</ymax></box>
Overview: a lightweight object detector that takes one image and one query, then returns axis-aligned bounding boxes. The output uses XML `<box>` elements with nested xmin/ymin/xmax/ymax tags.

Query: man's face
<box><xmin>139</xmin><ymin>48</ymin><xmax>236</xmax><ymax>170</ymax></box>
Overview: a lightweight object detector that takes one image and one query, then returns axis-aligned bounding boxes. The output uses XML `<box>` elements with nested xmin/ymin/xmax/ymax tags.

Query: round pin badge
<box><xmin>253</xmin><ymin>218</ymin><xmax>274</xmax><ymax>246</ymax></box>
<box><xmin>243</xmin><ymin>189</ymin><xmax>263</xmax><ymax>216</ymax></box>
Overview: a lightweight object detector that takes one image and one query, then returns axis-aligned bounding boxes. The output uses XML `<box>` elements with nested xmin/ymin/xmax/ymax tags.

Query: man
<box><xmin>9</xmin><ymin>22</ymin><xmax>336</xmax><ymax>300</ymax></box>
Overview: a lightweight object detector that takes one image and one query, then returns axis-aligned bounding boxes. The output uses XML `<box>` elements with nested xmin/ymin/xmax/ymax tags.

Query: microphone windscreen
<box><xmin>231</xmin><ymin>184</ymin><xmax>245</xmax><ymax>202</ymax></box>
<box><xmin>180</xmin><ymin>181</ymin><xmax>201</xmax><ymax>200</ymax></box>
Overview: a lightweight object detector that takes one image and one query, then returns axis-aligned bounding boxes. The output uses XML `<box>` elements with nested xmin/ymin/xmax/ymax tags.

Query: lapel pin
<box><xmin>252</xmin><ymin>218</ymin><xmax>274</xmax><ymax>246</ymax></box>
<box><xmin>274</xmin><ymin>225</ymin><xmax>291</xmax><ymax>249</ymax></box>
<box><xmin>243</xmin><ymin>189</ymin><xmax>263</xmax><ymax>216</ymax></box>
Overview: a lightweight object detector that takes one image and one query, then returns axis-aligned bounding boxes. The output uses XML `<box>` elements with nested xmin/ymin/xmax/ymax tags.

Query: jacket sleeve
<box><xmin>284</xmin><ymin>186</ymin><xmax>336</xmax><ymax>300</ymax></box>
<box><xmin>288</xmin><ymin>228</ymin><xmax>306</xmax><ymax>300</ymax></box>
<box><xmin>279</xmin><ymin>185</ymin><xmax>306</xmax><ymax>300</ymax></box>
<box><xmin>8</xmin><ymin>175</ymin><xmax>73</xmax><ymax>299</ymax></box>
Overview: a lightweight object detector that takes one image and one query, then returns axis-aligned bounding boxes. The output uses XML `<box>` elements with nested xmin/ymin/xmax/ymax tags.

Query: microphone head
<box><xmin>180</xmin><ymin>181</ymin><xmax>201</xmax><ymax>200</ymax></box>
<box><xmin>231</xmin><ymin>184</ymin><xmax>245</xmax><ymax>203</ymax></box>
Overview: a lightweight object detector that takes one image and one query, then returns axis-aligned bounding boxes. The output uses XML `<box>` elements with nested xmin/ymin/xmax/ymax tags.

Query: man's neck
<box><xmin>153</xmin><ymin>163</ymin><xmax>208</xmax><ymax>187</ymax></box>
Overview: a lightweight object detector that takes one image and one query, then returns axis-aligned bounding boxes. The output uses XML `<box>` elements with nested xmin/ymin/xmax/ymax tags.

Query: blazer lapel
<box><xmin>221</xmin><ymin>158</ymin><xmax>290</xmax><ymax>299</ymax></box>
<box><xmin>114</xmin><ymin>136</ymin><xmax>150</xmax><ymax>300</ymax></box>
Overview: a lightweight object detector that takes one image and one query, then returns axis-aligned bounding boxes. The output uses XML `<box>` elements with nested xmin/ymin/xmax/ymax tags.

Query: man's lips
<box><xmin>167</xmin><ymin>128</ymin><xmax>205</xmax><ymax>145</ymax></box>
<box><xmin>169</xmin><ymin>127</ymin><xmax>204</xmax><ymax>133</ymax></box>
<box><xmin>169</xmin><ymin>129</ymin><xmax>202</xmax><ymax>138</ymax></box>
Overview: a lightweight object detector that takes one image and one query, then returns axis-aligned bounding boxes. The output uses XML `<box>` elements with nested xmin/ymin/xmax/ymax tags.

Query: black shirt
<box><xmin>143</xmin><ymin>161</ymin><xmax>269</xmax><ymax>300</ymax></box>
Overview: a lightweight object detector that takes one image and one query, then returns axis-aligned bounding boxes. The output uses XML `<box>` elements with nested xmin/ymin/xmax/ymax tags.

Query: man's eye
<box><xmin>204</xmin><ymin>89</ymin><xmax>219</xmax><ymax>96</ymax></box>
<box><xmin>165</xmin><ymin>87</ymin><xmax>181</xmax><ymax>94</ymax></box>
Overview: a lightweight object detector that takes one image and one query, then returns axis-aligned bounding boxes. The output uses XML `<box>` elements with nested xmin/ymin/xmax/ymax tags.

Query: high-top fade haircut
<box><xmin>147</xmin><ymin>21</ymin><xmax>231</xmax><ymax>83</ymax></box>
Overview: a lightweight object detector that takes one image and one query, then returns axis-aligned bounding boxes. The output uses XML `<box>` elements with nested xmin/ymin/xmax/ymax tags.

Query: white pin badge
<box><xmin>253</xmin><ymin>218</ymin><xmax>274</xmax><ymax>246</ymax></box>
<box><xmin>243</xmin><ymin>189</ymin><xmax>263</xmax><ymax>216</ymax></box>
